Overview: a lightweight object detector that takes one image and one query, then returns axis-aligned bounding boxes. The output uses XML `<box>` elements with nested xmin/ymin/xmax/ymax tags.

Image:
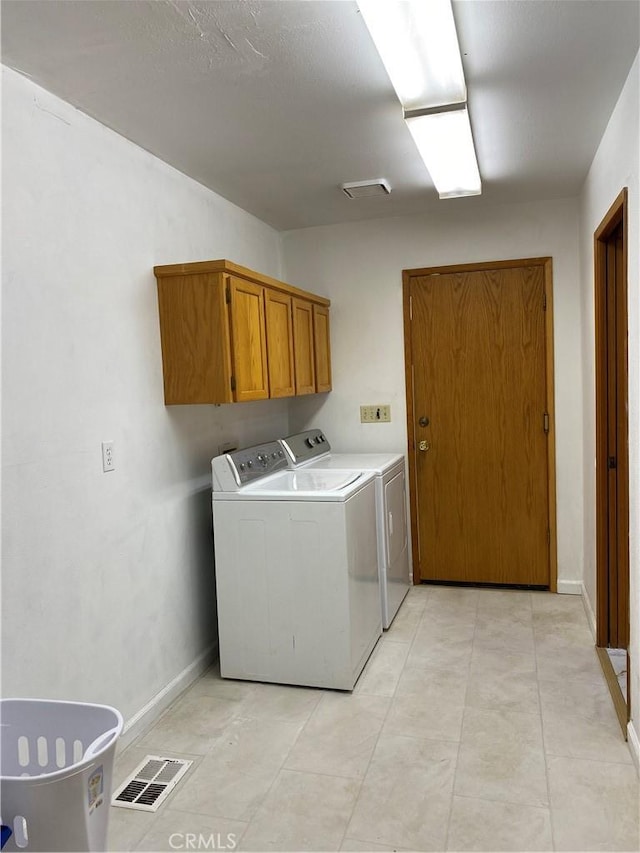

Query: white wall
<box><xmin>282</xmin><ymin>197</ymin><xmax>583</xmax><ymax>589</ymax></box>
<box><xmin>579</xmin><ymin>52</ymin><xmax>640</xmax><ymax>755</ymax></box>
<box><xmin>1</xmin><ymin>67</ymin><xmax>288</xmax><ymax>733</ymax></box>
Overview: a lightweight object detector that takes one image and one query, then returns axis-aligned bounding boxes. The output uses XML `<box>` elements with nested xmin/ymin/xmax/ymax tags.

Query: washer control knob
<box><xmin>305</xmin><ymin>437</ymin><xmax>314</xmax><ymax>448</ymax></box>
<box><xmin>247</xmin><ymin>460</ymin><xmax>253</xmax><ymax>468</ymax></box>
<box><xmin>272</xmin><ymin>452</ymin><xmax>277</xmax><ymax>459</ymax></box>
<box><xmin>278</xmin><ymin>450</ymin><xmax>284</xmax><ymax>457</ymax></box>
<box><xmin>239</xmin><ymin>463</ymin><xmax>245</xmax><ymax>471</ymax></box>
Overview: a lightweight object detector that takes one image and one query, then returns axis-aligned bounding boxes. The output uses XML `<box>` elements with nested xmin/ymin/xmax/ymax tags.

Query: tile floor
<box><xmin>108</xmin><ymin>586</ymin><xmax>639</xmax><ymax>852</ymax></box>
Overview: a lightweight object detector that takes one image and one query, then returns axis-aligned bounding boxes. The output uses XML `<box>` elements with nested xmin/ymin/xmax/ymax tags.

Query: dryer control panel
<box><xmin>280</xmin><ymin>429</ymin><xmax>331</xmax><ymax>466</ymax></box>
<box><xmin>212</xmin><ymin>441</ymin><xmax>288</xmax><ymax>490</ymax></box>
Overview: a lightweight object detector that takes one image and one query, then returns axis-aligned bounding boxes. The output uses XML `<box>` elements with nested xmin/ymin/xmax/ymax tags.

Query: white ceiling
<box><xmin>2</xmin><ymin>0</ymin><xmax>639</xmax><ymax>230</ymax></box>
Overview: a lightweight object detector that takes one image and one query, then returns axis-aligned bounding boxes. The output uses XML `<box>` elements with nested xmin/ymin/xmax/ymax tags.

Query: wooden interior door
<box><xmin>404</xmin><ymin>259</ymin><xmax>556</xmax><ymax>587</ymax></box>
<box><xmin>595</xmin><ymin>189</ymin><xmax>629</xmax><ymax>651</ymax></box>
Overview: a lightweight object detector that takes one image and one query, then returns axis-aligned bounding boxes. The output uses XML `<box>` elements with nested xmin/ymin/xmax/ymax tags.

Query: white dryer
<box><xmin>280</xmin><ymin>429</ymin><xmax>410</xmax><ymax>629</ymax></box>
<box><xmin>211</xmin><ymin>441</ymin><xmax>381</xmax><ymax>690</ymax></box>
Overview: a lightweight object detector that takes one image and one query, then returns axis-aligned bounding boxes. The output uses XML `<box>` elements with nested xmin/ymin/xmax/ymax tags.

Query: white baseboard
<box><xmin>628</xmin><ymin>720</ymin><xmax>640</xmax><ymax>776</ymax></box>
<box><xmin>581</xmin><ymin>582</ymin><xmax>597</xmax><ymax>640</ymax></box>
<box><xmin>117</xmin><ymin>641</ymin><xmax>218</xmax><ymax>751</ymax></box>
<box><xmin>556</xmin><ymin>579</ymin><xmax>582</xmax><ymax>595</ymax></box>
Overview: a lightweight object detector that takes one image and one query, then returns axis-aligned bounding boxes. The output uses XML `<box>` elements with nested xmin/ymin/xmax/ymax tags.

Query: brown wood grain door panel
<box><xmin>404</xmin><ymin>259</ymin><xmax>556</xmax><ymax>587</ymax></box>
<box><xmin>265</xmin><ymin>289</ymin><xmax>295</xmax><ymax>398</ymax></box>
<box><xmin>595</xmin><ymin>189</ymin><xmax>629</xmax><ymax>652</ymax></box>
<box><xmin>292</xmin><ymin>298</ymin><xmax>316</xmax><ymax>395</ymax></box>
<box><xmin>229</xmin><ymin>276</ymin><xmax>269</xmax><ymax>401</ymax></box>
<box><xmin>313</xmin><ymin>305</ymin><xmax>332</xmax><ymax>393</ymax></box>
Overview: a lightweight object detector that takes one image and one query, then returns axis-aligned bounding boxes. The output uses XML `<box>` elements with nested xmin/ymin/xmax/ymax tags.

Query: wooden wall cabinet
<box><xmin>313</xmin><ymin>304</ymin><xmax>332</xmax><ymax>393</ymax></box>
<box><xmin>228</xmin><ymin>275</ymin><xmax>269</xmax><ymax>402</ymax></box>
<box><xmin>292</xmin><ymin>298</ymin><xmax>316</xmax><ymax>395</ymax></box>
<box><xmin>265</xmin><ymin>289</ymin><xmax>295</xmax><ymax>398</ymax></box>
<box><xmin>154</xmin><ymin>259</ymin><xmax>331</xmax><ymax>405</ymax></box>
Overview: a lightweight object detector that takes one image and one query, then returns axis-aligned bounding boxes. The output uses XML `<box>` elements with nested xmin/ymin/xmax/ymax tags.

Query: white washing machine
<box><xmin>211</xmin><ymin>441</ymin><xmax>381</xmax><ymax>690</ymax></box>
<box><xmin>280</xmin><ymin>429</ymin><xmax>410</xmax><ymax>629</ymax></box>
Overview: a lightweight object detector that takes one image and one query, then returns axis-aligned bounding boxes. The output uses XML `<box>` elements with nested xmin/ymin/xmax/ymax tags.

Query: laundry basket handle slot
<box><xmin>83</xmin><ymin>727</ymin><xmax>119</xmax><ymax>760</ymax></box>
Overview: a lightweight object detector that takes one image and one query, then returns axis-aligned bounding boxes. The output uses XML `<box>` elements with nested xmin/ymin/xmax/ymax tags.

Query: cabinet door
<box><xmin>313</xmin><ymin>305</ymin><xmax>332</xmax><ymax>393</ymax></box>
<box><xmin>292</xmin><ymin>298</ymin><xmax>316</xmax><ymax>395</ymax></box>
<box><xmin>265</xmin><ymin>289</ymin><xmax>295</xmax><ymax>398</ymax></box>
<box><xmin>229</xmin><ymin>276</ymin><xmax>269</xmax><ymax>401</ymax></box>
<box><xmin>156</xmin><ymin>272</ymin><xmax>233</xmax><ymax>404</ymax></box>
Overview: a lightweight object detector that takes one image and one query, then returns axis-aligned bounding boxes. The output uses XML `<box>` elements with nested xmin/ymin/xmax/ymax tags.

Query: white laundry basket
<box><xmin>0</xmin><ymin>698</ymin><xmax>123</xmax><ymax>852</ymax></box>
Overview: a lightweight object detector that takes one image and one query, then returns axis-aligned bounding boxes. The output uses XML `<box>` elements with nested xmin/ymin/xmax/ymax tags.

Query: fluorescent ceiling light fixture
<box><xmin>358</xmin><ymin>0</ymin><xmax>466</xmax><ymax>110</ymax></box>
<box><xmin>405</xmin><ymin>107</ymin><xmax>481</xmax><ymax>199</ymax></box>
<box><xmin>358</xmin><ymin>0</ymin><xmax>481</xmax><ymax>199</ymax></box>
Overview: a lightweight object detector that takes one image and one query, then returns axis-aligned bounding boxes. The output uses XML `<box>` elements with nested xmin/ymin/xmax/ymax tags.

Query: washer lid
<box><xmin>299</xmin><ymin>453</ymin><xmax>404</xmax><ymax>475</ymax></box>
<box><xmin>228</xmin><ymin>468</ymin><xmax>375</xmax><ymax>501</ymax></box>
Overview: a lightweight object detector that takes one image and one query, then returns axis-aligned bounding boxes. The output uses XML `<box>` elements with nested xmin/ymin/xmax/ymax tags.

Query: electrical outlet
<box><xmin>102</xmin><ymin>441</ymin><xmax>115</xmax><ymax>472</ymax></box>
<box><xmin>360</xmin><ymin>405</ymin><xmax>391</xmax><ymax>423</ymax></box>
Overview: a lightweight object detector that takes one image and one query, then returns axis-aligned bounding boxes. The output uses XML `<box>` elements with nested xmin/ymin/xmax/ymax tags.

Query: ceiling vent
<box><xmin>342</xmin><ymin>179</ymin><xmax>391</xmax><ymax>199</ymax></box>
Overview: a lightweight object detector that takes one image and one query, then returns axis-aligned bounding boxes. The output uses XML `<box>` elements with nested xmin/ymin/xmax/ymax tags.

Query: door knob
<box><xmin>418</xmin><ymin>440</ymin><xmax>430</xmax><ymax>452</ymax></box>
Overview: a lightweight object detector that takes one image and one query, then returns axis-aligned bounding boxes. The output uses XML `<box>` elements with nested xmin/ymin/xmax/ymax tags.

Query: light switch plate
<box><xmin>360</xmin><ymin>405</ymin><xmax>391</xmax><ymax>423</ymax></box>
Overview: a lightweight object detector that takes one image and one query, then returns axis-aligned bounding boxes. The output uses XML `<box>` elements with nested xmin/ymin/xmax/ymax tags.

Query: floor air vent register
<box><xmin>111</xmin><ymin>755</ymin><xmax>192</xmax><ymax>812</ymax></box>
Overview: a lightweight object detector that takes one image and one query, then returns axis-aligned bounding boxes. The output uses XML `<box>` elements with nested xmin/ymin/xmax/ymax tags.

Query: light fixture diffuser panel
<box><xmin>358</xmin><ymin>0</ymin><xmax>466</xmax><ymax>110</ymax></box>
<box><xmin>342</xmin><ymin>179</ymin><xmax>391</xmax><ymax>199</ymax></box>
<box><xmin>405</xmin><ymin>108</ymin><xmax>481</xmax><ymax>199</ymax></box>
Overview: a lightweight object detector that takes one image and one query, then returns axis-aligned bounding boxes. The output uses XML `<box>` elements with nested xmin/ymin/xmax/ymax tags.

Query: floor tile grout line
<box><xmin>536</xmin><ymin>633</ymin><xmax>558</xmax><ymax>852</ymax></box>
<box><xmin>189</xmin><ymin>712</ymin><xmax>320</xmax><ymax>852</ymax></box>
<box><xmin>542</xmin><ymin>751</ymin><xmax>640</xmax><ymax>768</ymax></box>
<box><xmin>444</xmin><ymin>722</ymin><xmax>464</xmax><ymax>852</ymax></box>
<box><xmin>117</xmin><ymin>587</ymin><xmax>638</xmax><ymax>852</ymax></box>
<box><xmin>162</xmin><ymin>688</ymin><xmax>324</xmax><ymax>849</ymax></box>
<box><xmin>451</xmin><ymin>789</ymin><xmax>553</xmax><ymax>811</ymax></box>
<box><xmin>532</xmin><ymin>589</ymin><xmax>620</xmax><ymax>850</ymax></box>
<box><xmin>359</xmin><ymin>728</ymin><xmax>464</xmax><ymax>746</ymax></box>
<box><xmin>444</xmin><ymin>588</ymin><xmax>479</xmax><ymax>853</ymax></box>
<box><xmin>122</xmin><ymin>805</ymin><xmax>163</xmax><ymax>852</ymax></box>
<box><xmin>236</xmin><ymin>689</ymin><xmax>327</xmax><ymax>844</ymax></box>
<box><xmin>338</xmin><ymin>584</ymin><xmax>432</xmax><ymax>853</ymax></box>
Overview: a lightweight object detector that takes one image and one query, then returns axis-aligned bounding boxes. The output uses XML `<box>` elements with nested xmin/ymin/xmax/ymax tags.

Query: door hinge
<box><xmin>225</xmin><ymin>285</ymin><xmax>231</xmax><ymax>304</ymax></box>
<box><xmin>608</xmin><ymin>456</ymin><xmax>617</xmax><ymax>469</ymax></box>
<box><xmin>230</xmin><ymin>375</ymin><xmax>236</xmax><ymax>392</ymax></box>
<box><xmin>543</xmin><ymin>291</ymin><xmax>547</xmax><ymax>310</ymax></box>
<box><xmin>543</xmin><ymin>412</ymin><xmax>549</xmax><ymax>434</ymax></box>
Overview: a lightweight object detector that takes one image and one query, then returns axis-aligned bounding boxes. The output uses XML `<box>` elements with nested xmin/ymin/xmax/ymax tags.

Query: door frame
<box><xmin>402</xmin><ymin>257</ymin><xmax>558</xmax><ymax>589</ymax></box>
<box><xmin>594</xmin><ymin>188</ymin><xmax>629</xmax><ymax>652</ymax></box>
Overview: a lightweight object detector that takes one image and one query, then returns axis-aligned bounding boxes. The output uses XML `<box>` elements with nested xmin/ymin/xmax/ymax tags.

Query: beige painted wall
<box><xmin>2</xmin><ymin>67</ymin><xmax>288</xmax><ymax>732</ymax></box>
<box><xmin>579</xmin><ymin>52</ymin><xmax>639</xmax><ymax>754</ymax></box>
<box><xmin>282</xmin><ymin>197</ymin><xmax>582</xmax><ymax>590</ymax></box>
